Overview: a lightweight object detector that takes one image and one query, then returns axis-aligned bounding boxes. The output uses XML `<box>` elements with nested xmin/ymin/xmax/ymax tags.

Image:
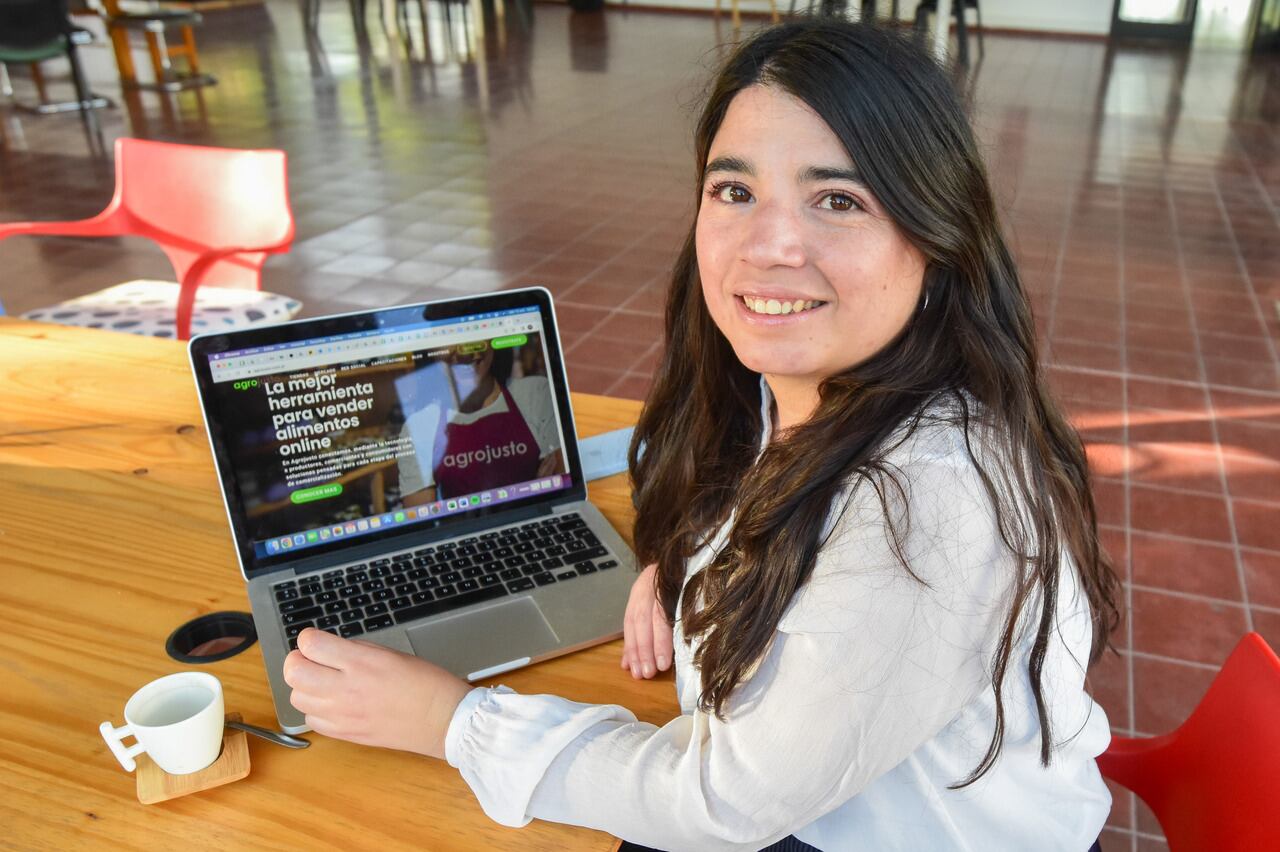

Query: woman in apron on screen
<box><xmin>398</xmin><ymin>342</ymin><xmax>564</xmax><ymax>506</ymax></box>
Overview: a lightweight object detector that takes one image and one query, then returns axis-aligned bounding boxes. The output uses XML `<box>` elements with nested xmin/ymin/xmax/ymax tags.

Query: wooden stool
<box><xmin>100</xmin><ymin>0</ymin><xmax>216</xmax><ymax>91</ymax></box>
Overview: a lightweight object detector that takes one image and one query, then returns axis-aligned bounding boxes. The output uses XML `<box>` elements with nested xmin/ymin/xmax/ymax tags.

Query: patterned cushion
<box><xmin>21</xmin><ymin>280</ymin><xmax>303</xmax><ymax>338</ymax></box>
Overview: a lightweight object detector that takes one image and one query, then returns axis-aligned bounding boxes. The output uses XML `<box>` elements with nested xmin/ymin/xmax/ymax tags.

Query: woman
<box><xmin>397</xmin><ymin>339</ymin><xmax>565</xmax><ymax>506</ymax></box>
<box><xmin>283</xmin><ymin>19</ymin><xmax>1121</xmax><ymax>851</ymax></box>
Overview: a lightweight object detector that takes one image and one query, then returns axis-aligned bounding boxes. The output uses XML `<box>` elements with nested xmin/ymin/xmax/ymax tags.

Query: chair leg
<box><xmin>66</xmin><ymin>47</ymin><xmax>89</xmax><ymax>110</ymax></box>
<box><xmin>180</xmin><ymin>26</ymin><xmax>201</xmax><ymax>74</ymax></box>
<box><xmin>769</xmin><ymin>0</ymin><xmax>778</xmax><ymax>22</ymax></box>
<box><xmin>176</xmin><ymin>252</ymin><xmax>231</xmax><ymax>341</ymax></box>
<box><xmin>144</xmin><ymin>30</ymin><xmax>169</xmax><ymax>82</ymax></box>
<box><xmin>64</xmin><ymin>41</ymin><xmax>110</xmax><ymax>123</ymax></box>
<box><xmin>107</xmin><ymin>25</ymin><xmax>138</xmax><ymax>87</ymax></box>
<box><xmin>397</xmin><ymin>0</ymin><xmax>411</xmax><ymax>40</ymax></box>
<box><xmin>975</xmin><ymin>1</ymin><xmax>985</xmax><ymax>55</ymax></box>
<box><xmin>175</xmin><ymin>274</ymin><xmax>200</xmax><ymax>342</ymax></box>
<box><xmin>954</xmin><ymin>1</ymin><xmax>969</xmax><ymax>66</ymax></box>
<box><xmin>29</xmin><ymin>63</ymin><xmax>49</xmax><ymax>104</ymax></box>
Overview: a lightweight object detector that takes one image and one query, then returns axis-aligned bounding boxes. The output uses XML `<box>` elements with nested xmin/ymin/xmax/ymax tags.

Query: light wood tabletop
<box><xmin>0</xmin><ymin>317</ymin><xmax>677</xmax><ymax>851</ymax></box>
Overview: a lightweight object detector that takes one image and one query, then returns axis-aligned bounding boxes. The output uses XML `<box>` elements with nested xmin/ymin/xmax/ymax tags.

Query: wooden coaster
<box><xmin>136</xmin><ymin>712</ymin><xmax>251</xmax><ymax>805</ymax></box>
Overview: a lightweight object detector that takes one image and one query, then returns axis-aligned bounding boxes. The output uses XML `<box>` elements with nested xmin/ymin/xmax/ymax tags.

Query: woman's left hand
<box><xmin>283</xmin><ymin>628</ymin><xmax>474</xmax><ymax>760</ymax></box>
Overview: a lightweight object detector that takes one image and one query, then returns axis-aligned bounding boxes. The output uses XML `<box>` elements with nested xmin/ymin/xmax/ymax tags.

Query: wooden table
<box><xmin>0</xmin><ymin>317</ymin><xmax>675</xmax><ymax>850</ymax></box>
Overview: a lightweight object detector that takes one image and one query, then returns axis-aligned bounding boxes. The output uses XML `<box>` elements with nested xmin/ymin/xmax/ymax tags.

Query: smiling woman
<box><xmin>623</xmin><ymin>18</ymin><xmax>1122</xmax><ymax>849</ymax></box>
<box><xmin>283</xmin><ymin>18</ymin><xmax>1120</xmax><ymax>852</ymax></box>
<box><xmin>695</xmin><ymin>85</ymin><xmax>927</xmax><ymax>429</ymax></box>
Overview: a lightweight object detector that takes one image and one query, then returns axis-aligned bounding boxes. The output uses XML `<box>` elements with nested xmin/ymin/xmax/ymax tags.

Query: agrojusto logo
<box><xmin>441</xmin><ymin>440</ymin><xmax>529</xmax><ymax>470</ymax></box>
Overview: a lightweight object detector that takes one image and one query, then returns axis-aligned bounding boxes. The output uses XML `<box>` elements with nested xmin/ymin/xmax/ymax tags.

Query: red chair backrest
<box><xmin>107</xmin><ymin>138</ymin><xmax>295</xmax><ymax>290</ymax></box>
<box><xmin>1097</xmin><ymin>633</ymin><xmax>1280</xmax><ymax>852</ymax></box>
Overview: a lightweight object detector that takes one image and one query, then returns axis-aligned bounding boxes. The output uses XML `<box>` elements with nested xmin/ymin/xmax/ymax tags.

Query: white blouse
<box><xmin>444</xmin><ymin>387</ymin><xmax>1111</xmax><ymax>851</ymax></box>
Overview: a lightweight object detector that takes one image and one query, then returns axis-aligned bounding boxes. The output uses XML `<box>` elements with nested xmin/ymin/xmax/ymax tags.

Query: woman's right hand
<box><xmin>621</xmin><ymin>563</ymin><xmax>673</xmax><ymax>679</ymax></box>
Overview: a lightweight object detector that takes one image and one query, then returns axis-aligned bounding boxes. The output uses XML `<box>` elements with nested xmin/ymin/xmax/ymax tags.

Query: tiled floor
<box><xmin>2</xmin><ymin>4</ymin><xmax>1279</xmax><ymax>848</ymax></box>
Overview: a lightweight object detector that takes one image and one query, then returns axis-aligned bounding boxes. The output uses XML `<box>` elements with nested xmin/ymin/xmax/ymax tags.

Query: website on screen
<box><xmin>206</xmin><ymin>309</ymin><xmax>571</xmax><ymax>557</ymax></box>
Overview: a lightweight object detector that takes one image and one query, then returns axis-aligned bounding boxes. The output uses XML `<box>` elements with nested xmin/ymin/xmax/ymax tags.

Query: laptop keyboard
<box><xmin>271</xmin><ymin>512</ymin><xmax>619</xmax><ymax>649</ymax></box>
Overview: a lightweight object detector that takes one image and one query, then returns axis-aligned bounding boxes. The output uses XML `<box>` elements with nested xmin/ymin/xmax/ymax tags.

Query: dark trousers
<box><xmin>619</xmin><ymin>838</ymin><xmax>819</xmax><ymax>852</ymax></box>
<box><xmin>620</xmin><ymin>837</ymin><xmax>1104</xmax><ymax>851</ymax></box>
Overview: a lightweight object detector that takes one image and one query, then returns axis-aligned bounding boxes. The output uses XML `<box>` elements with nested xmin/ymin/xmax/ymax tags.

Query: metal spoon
<box><xmin>226</xmin><ymin>720</ymin><xmax>310</xmax><ymax>749</ymax></box>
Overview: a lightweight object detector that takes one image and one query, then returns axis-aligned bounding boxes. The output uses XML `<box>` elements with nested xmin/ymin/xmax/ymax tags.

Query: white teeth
<box><xmin>741</xmin><ymin>296</ymin><xmax>821</xmax><ymax>316</ymax></box>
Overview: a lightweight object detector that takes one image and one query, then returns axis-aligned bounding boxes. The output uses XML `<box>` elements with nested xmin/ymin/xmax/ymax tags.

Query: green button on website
<box><xmin>291</xmin><ymin>483</ymin><xmax>343</xmax><ymax>504</ymax></box>
<box><xmin>491</xmin><ymin>334</ymin><xmax>527</xmax><ymax>349</ymax></box>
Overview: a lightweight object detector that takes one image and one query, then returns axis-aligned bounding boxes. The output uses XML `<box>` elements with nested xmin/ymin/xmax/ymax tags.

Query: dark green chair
<box><xmin>0</xmin><ymin>0</ymin><xmax>110</xmax><ymax>113</ymax></box>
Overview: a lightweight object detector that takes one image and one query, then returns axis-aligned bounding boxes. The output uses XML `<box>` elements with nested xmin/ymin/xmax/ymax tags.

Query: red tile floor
<box><xmin>2</xmin><ymin>4</ymin><xmax>1278</xmax><ymax>848</ymax></box>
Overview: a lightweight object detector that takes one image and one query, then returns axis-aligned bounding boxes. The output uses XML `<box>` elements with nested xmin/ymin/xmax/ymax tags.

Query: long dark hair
<box><xmin>628</xmin><ymin>19</ymin><xmax>1121</xmax><ymax>786</ymax></box>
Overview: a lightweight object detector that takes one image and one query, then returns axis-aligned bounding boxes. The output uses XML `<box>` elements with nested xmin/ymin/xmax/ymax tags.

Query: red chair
<box><xmin>1097</xmin><ymin>632</ymin><xmax>1280</xmax><ymax>851</ymax></box>
<box><xmin>0</xmin><ymin>137</ymin><xmax>298</xmax><ymax>340</ymax></box>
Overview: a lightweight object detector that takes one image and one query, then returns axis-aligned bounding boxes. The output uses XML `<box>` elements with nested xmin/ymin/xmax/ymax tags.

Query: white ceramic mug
<box><xmin>99</xmin><ymin>672</ymin><xmax>224</xmax><ymax>776</ymax></box>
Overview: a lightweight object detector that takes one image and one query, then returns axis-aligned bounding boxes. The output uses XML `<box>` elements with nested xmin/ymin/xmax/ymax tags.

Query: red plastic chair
<box><xmin>1097</xmin><ymin>633</ymin><xmax>1280</xmax><ymax>851</ymax></box>
<box><xmin>0</xmin><ymin>137</ymin><xmax>295</xmax><ymax>340</ymax></box>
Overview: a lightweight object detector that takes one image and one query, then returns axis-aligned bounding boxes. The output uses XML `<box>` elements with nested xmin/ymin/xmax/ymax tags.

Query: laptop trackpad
<box><xmin>406</xmin><ymin>598</ymin><xmax>560</xmax><ymax>680</ymax></box>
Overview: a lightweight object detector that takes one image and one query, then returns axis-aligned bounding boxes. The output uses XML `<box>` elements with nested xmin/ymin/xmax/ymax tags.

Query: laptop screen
<box><xmin>190</xmin><ymin>290</ymin><xmax>583</xmax><ymax>575</ymax></box>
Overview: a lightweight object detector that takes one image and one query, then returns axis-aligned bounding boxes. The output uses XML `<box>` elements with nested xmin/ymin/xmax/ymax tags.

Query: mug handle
<box><xmin>99</xmin><ymin>721</ymin><xmax>146</xmax><ymax>772</ymax></box>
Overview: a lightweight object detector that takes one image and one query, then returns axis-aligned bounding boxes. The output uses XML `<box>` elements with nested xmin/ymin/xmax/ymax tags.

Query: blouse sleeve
<box><xmin>445</xmin><ymin>429</ymin><xmax>1014</xmax><ymax>850</ymax></box>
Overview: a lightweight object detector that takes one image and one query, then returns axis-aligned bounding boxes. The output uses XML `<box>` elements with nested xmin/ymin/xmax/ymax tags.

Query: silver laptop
<box><xmin>189</xmin><ymin>288</ymin><xmax>637</xmax><ymax>732</ymax></box>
